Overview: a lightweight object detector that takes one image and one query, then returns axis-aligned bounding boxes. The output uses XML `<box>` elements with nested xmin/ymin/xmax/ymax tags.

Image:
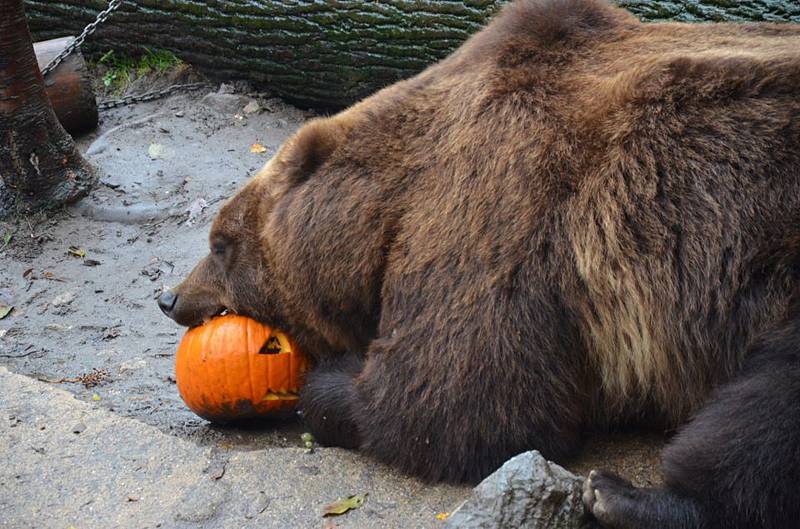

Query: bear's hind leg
<box><xmin>583</xmin><ymin>471</ymin><xmax>705</xmax><ymax>529</ymax></box>
<box><xmin>585</xmin><ymin>319</ymin><xmax>800</xmax><ymax>529</ymax></box>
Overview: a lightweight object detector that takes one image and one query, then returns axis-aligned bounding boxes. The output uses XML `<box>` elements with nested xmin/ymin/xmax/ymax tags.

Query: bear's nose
<box><xmin>157</xmin><ymin>290</ymin><xmax>178</xmax><ymax>316</ymax></box>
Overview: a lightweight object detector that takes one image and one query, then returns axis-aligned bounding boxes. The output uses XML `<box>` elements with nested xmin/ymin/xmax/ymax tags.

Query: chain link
<box><xmin>39</xmin><ymin>0</ymin><xmax>209</xmax><ymax>110</ymax></box>
<box><xmin>97</xmin><ymin>82</ymin><xmax>208</xmax><ymax>109</ymax></box>
<box><xmin>41</xmin><ymin>0</ymin><xmax>125</xmax><ymax>77</ymax></box>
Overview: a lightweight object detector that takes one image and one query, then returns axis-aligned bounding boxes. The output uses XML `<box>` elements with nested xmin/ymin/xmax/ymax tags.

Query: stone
<box><xmin>201</xmin><ymin>93</ymin><xmax>249</xmax><ymax>115</ymax></box>
<box><xmin>51</xmin><ymin>291</ymin><xmax>76</xmax><ymax>308</ymax></box>
<box><xmin>119</xmin><ymin>358</ymin><xmax>147</xmax><ymax>373</ymax></box>
<box><xmin>243</xmin><ymin>100</ymin><xmax>261</xmax><ymax>114</ymax></box>
<box><xmin>445</xmin><ymin>451</ymin><xmax>587</xmax><ymax>529</ymax></box>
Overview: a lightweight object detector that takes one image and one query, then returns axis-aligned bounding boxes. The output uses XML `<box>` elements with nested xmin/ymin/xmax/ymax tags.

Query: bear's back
<box><xmin>354</xmin><ymin>0</ymin><xmax>800</xmax><ymax>423</ymax></box>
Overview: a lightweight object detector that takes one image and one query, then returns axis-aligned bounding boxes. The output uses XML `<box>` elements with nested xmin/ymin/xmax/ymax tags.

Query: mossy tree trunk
<box><xmin>23</xmin><ymin>0</ymin><xmax>800</xmax><ymax>110</ymax></box>
<box><xmin>1</xmin><ymin>0</ymin><xmax>95</xmax><ymax>217</ymax></box>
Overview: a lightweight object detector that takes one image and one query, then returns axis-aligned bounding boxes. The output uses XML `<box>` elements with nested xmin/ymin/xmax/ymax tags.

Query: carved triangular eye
<box><xmin>259</xmin><ymin>336</ymin><xmax>283</xmax><ymax>355</ymax></box>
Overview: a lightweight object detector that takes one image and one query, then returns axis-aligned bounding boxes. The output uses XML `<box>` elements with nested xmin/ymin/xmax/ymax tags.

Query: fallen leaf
<box><xmin>250</xmin><ymin>143</ymin><xmax>267</xmax><ymax>154</ymax></box>
<box><xmin>68</xmin><ymin>246</ymin><xmax>86</xmax><ymax>258</ymax></box>
<box><xmin>322</xmin><ymin>494</ymin><xmax>367</xmax><ymax>517</ymax></box>
<box><xmin>185</xmin><ymin>198</ymin><xmax>208</xmax><ymax>226</ymax></box>
<box><xmin>148</xmin><ymin>143</ymin><xmax>165</xmax><ymax>159</ymax></box>
<box><xmin>83</xmin><ymin>259</ymin><xmax>102</xmax><ymax>267</ymax></box>
<box><xmin>436</xmin><ymin>512</ymin><xmax>450</xmax><ymax>521</ymax></box>
<box><xmin>127</xmin><ymin>495</ymin><xmax>139</xmax><ymax>502</ymax></box>
<box><xmin>41</xmin><ymin>271</ymin><xmax>66</xmax><ymax>282</ymax></box>
<box><xmin>0</xmin><ymin>306</ymin><xmax>12</xmax><ymax>319</ymax></box>
<box><xmin>2</xmin><ymin>231</ymin><xmax>11</xmax><ymax>247</ymax></box>
<box><xmin>91</xmin><ymin>393</ymin><xmax>101</xmax><ymax>401</ymax></box>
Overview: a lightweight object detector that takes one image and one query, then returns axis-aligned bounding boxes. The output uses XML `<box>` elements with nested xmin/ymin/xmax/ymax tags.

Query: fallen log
<box><xmin>34</xmin><ymin>36</ymin><xmax>98</xmax><ymax>136</ymax></box>
<box><xmin>23</xmin><ymin>1</ymin><xmax>800</xmax><ymax>110</ymax></box>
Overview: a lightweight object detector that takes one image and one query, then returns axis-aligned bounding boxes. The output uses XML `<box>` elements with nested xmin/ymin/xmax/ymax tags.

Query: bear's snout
<box><xmin>157</xmin><ymin>290</ymin><xmax>178</xmax><ymax>317</ymax></box>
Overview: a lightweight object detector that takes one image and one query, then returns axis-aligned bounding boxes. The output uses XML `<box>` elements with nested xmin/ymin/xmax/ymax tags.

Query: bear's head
<box><xmin>158</xmin><ymin>112</ymin><xmax>392</xmax><ymax>359</ymax></box>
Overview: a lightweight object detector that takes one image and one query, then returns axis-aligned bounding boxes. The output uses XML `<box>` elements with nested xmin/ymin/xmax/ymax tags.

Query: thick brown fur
<box><xmin>159</xmin><ymin>1</ymin><xmax>800</xmax><ymax>527</ymax></box>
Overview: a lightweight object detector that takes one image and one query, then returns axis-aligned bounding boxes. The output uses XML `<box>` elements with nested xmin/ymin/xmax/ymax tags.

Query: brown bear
<box><xmin>158</xmin><ymin>1</ymin><xmax>800</xmax><ymax>528</ymax></box>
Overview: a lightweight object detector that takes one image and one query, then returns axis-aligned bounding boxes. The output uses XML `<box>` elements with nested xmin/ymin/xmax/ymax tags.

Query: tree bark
<box><xmin>23</xmin><ymin>0</ymin><xmax>800</xmax><ymax>110</ymax></box>
<box><xmin>1</xmin><ymin>0</ymin><xmax>95</xmax><ymax>217</ymax></box>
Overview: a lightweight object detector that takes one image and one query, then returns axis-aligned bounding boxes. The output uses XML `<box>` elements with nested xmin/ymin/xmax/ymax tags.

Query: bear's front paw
<box><xmin>583</xmin><ymin>470</ymin><xmax>640</xmax><ymax>529</ymax></box>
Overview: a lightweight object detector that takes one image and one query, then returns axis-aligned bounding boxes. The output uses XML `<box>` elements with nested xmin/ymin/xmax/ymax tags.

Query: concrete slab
<box><xmin>0</xmin><ymin>367</ymin><xmax>468</xmax><ymax>529</ymax></box>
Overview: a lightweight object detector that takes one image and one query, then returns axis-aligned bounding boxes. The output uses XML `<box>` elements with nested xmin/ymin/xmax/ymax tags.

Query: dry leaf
<box><xmin>322</xmin><ymin>493</ymin><xmax>367</xmax><ymax>517</ymax></box>
<box><xmin>148</xmin><ymin>143</ymin><xmax>164</xmax><ymax>159</ymax></box>
<box><xmin>68</xmin><ymin>247</ymin><xmax>86</xmax><ymax>258</ymax></box>
<box><xmin>250</xmin><ymin>143</ymin><xmax>268</xmax><ymax>154</ymax></box>
<box><xmin>436</xmin><ymin>512</ymin><xmax>450</xmax><ymax>521</ymax></box>
<box><xmin>92</xmin><ymin>393</ymin><xmax>101</xmax><ymax>401</ymax></box>
<box><xmin>0</xmin><ymin>306</ymin><xmax>12</xmax><ymax>320</ymax></box>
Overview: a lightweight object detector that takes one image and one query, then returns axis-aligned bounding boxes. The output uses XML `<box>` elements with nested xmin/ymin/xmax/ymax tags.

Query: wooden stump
<box><xmin>35</xmin><ymin>36</ymin><xmax>98</xmax><ymax>137</ymax></box>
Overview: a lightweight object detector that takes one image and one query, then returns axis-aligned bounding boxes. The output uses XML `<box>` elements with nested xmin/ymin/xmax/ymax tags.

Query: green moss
<box><xmin>89</xmin><ymin>48</ymin><xmax>182</xmax><ymax>94</ymax></box>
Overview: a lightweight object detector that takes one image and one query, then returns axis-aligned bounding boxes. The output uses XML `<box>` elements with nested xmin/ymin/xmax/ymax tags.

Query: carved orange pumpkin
<box><xmin>175</xmin><ymin>314</ymin><xmax>308</xmax><ymax>423</ymax></box>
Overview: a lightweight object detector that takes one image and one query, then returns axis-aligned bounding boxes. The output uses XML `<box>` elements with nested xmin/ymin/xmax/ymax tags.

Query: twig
<box><xmin>0</xmin><ymin>349</ymin><xmax>41</xmax><ymax>359</ymax></box>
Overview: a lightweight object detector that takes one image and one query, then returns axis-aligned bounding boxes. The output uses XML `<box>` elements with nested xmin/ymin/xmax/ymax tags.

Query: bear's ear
<box><xmin>275</xmin><ymin>118</ymin><xmax>350</xmax><ymax>186</ymax></box>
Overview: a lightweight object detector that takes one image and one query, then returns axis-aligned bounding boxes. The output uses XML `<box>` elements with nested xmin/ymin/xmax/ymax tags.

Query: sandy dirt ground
<box><xmin>0</xmin><ymin>73</ymin><xmax>666</xmax><ymax>528</ymax></box>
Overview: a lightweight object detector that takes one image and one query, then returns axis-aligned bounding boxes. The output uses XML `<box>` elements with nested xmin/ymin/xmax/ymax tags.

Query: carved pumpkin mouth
<box><xmin>259</xmin><ymin>335</ymin><xmax>284</xmax><ymax>355</ymax></box>
<box><xmin>262</xmin><ymin>390</ymin><xmax>300</xmax><ymax>401</ymax></box>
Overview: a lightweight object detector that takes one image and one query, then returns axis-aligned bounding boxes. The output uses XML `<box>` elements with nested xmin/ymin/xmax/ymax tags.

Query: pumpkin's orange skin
<box><xmin>175</xmin><ymin>314</ymin><xmax>308</xmax><ymax>423</ymax></box>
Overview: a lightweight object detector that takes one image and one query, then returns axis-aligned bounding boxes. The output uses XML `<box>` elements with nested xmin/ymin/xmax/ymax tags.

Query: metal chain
<box><xmin>97</xmin><ymin>82</ymin><xmax>208</xmax><ymax>110</ymax></box>
<box><xmin>40</xmin><ymin>0</ymin><xmax>209</xmax><ymax>110</ymax></box>
<box><xmin>41</xmin><ymin>0</ymin><xmax>125</xmax><ymax>77</ymax></box>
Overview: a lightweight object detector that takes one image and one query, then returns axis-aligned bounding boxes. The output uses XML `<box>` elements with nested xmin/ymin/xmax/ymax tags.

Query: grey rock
<box><xmin>243</xmin><ymin>100</ymin><xmax>261</xmax><ymax>114</ymax></box>
<box><xmin>119</xmin><ymin>358</ymin><xmax>147</xmax><ymax>373</ymax></box>
<box><xmin>201</xmin><ymin>93</ymin><xmax>248</xmax><ymax>115</ymax></box>
<box><xmin>51</xmin><ymin>291</ymin><xmax>76</xmax><ymax>308</ymax></box>
<box><xmin>217</xmin><ymin>83</ymin><xmax>235</xmax><ymax>94</ymax></box>
<box><xmin>445</xmin><ymin>451</ymin><xmax>586</xmax><ymax>529</ymax></box>
<box><xmin>51</xmin><ymin>291</ymin><xmax>77</xmax><ymax>314</ymax></box>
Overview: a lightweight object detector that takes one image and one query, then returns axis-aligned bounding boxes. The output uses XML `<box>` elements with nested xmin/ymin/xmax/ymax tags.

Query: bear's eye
<box><xmin>211</xmin><ymin>241</ymin><xmax>226</xmax><ymax>256</ymax></box>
